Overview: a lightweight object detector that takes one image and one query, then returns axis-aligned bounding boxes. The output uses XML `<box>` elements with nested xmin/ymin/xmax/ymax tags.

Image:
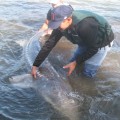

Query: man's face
<box><xmin>59</xmin><ymin>18</ymin><xmax>72</xmax><ymax>30</ymax></box>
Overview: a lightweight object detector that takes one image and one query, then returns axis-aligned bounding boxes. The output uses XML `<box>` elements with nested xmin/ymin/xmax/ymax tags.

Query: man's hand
<box><xmin>31</xmin><ymin>66</ymin><xmax>37</xmax><ymax>79</ymax></box>
<box><xmin>63</xmin><ymin>61</ymin><xmax>77</xmax><ymax>76</ymax></box>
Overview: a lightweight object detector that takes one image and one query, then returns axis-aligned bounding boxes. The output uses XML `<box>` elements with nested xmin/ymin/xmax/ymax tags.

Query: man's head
<box><xmin>49</xmin><ymin>0</ymin><xmax>63</xmax><ymax>7</ymax></box>
<box><xmin>48</xmin><ymin>5</ymin><xmax>73</xmax><ymax>30</ymax></box>
<box><xmin>49</xmin><ymin>0</ymin><xmax>63</xmax><ymax>4</ymax></box>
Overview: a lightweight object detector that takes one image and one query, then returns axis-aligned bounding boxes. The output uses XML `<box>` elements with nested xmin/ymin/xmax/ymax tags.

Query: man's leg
<box><xmin>83</xmin><ymin>44</ymin><xmax>113</xmax><ymax>78</ymax></box>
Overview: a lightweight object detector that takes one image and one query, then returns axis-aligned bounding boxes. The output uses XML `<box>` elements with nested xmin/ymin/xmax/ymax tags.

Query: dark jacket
<box><xmin>33</xmin><ymin>10</ymin><xmax>114</xmax><ymax>67</ymax></box>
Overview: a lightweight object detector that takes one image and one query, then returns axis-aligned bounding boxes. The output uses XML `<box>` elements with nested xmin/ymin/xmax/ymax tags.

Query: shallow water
<box><xmin>0</xmin><ymin>0</ymin><xmax>120</xmax><ymax>120</ymax></box>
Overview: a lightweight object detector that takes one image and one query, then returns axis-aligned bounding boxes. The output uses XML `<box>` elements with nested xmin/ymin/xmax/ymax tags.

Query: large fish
<box><xmin>10</xmin><ymin>32</ymin><xmax>83</xmax><ymax>120</ymax></box>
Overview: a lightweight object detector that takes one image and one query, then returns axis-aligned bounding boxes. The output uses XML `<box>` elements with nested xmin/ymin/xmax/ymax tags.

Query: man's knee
<box><xmin>83</xmin><ymin>63</ymin><xmax>99</xmax><ymax>78</ymax></box>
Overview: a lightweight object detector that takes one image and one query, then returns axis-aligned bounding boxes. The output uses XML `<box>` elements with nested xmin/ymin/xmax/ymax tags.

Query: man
<box><xmin>39</xmin><ymin>0</ymin><xmax>70</xmax><ymax>36</ymax></box>
<box><xmin>31</xmin><ymin>5</ymin><xmax>114</xmax><ymax>79</ymax></box>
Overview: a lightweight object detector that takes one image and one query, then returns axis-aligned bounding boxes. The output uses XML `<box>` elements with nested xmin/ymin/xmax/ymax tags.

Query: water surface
<box><xmin>0</xmin><ymin>0</ymin><xmax>120</xmax><ymax>120</ymax></box>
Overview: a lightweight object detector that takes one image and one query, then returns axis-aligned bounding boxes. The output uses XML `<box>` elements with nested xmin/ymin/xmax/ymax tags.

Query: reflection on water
<box><xmin>0</xmin><ymin>0</ymin><xmax>120</xmax><ymax>120</ymax></box>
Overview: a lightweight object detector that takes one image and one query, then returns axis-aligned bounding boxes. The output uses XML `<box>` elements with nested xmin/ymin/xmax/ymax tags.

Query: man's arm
<box><xmin>76</xmin><ymin>47</ymin><xmax>98</xmax><ymax>64</ymax></box>
<box><xmin>40</xmin><ymin>19</ymin><xmax>49</xmax><ymax>31</ymax></box>
<box><xmin>32</xmin><ymin>29</ymin><xmax>62</xmax><ymax>79</ymax></box>
<box><xmin>63</xmin><ymin>46</ymin><xmax>98</xmax><ymax>76</ymax></box>
<box><xmin>33</xmin><ymin>29</ymin><xmax>62</xmax><ymax>67</ymax></box>
<box><xmin>39</xmin><ymin>9</ymin><xmax>51</xmax><ymax>33</ymax></box>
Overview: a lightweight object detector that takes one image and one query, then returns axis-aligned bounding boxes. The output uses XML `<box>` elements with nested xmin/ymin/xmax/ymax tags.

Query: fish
<box><xmin>9</xmin><ymin>32</ymin><xmax>83</xmax><ymax>120</ymax></box>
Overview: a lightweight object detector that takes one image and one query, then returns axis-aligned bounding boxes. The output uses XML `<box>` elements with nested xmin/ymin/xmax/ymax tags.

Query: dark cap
<box><xmin>48</xmin><ymin>5</ymin><xmax>73</xmax><ymax>29</ymax></box>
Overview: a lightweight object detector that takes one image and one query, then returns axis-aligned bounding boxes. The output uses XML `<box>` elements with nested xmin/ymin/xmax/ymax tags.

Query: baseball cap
<box><xmin>48</xmin><ymin>5</ymin><xmax>73</xmax><ymax>29</ymax></box>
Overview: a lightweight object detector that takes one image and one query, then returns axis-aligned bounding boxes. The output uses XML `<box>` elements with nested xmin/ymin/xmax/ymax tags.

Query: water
<box><xmin>0</xmin><ymin>0</ymin><xmax>120</xmax><ymax>120</ymax></box>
